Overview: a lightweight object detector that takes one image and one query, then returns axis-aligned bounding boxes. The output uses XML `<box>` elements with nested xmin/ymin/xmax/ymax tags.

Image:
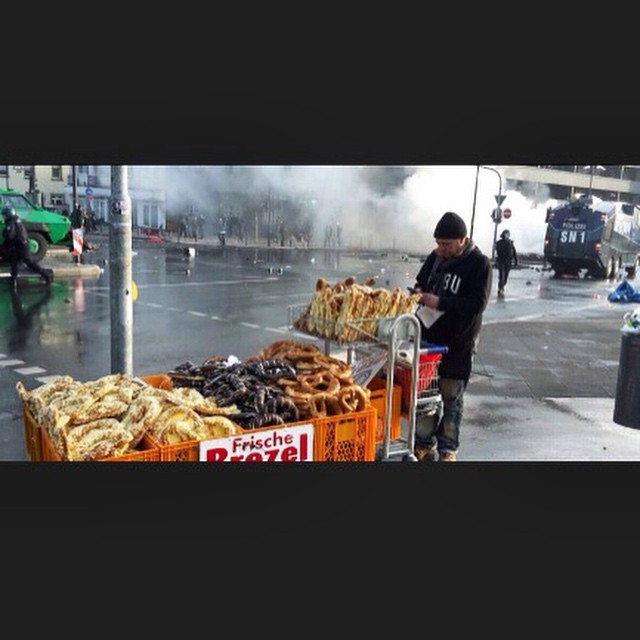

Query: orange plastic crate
<box><xmin>367</xmin><ymin>377</ymin><xmax>401</xmax><ymax>443</ymax></box>
<box><xmin>145</xmin><ymin>430</ymin><xmax>237</xmax><ymax>462</ymax></box>
<box><xmin>312</xmin><ymin>406</ymin><xmax>377</xmax><ymax>462</ymax></box>
<box><xmin>394</xmin><ymin>352</ymin><xmax>442</xmax><ymax>415</ymax></box>
<box><xmin>39</xmin><ymin>425</ymin><xmax>160</xmax><ymax>462</ymax></box>
<box><xmin>140</xmin><ymin>372</ymin><xmax>377</xmax><ymax>462</ymax></box>
<box><xmin>149</xmin><ymin>407</ymin><xmax>377</xmax><ymax>462</ymax></box>
<box><xmin>139</xmin><ymin>374</ymin><xmax>173</xmax><ymax>390</ymax></box>
<box><xmin>21</xmin><ymin>402</ymin><xmax>42</xmax><ymax>461</ymax></box>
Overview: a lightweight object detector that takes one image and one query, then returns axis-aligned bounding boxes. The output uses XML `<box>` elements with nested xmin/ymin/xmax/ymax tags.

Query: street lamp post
<box><xmin>583</xmin><ymin>165</ymin><xmax>606</xmax><ymax>196</ymax></box>
<box><xmin>469</xmin><ymin>165</ymin><xmax>503</xmax><ymax>260</ymax></box>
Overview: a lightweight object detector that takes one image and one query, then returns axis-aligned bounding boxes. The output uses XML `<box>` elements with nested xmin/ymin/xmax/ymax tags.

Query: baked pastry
<box><xmin>64</xmin><ymin>418</ymin><xmax>134</xmax><ymax>461</ymax></box>
<box><xmin>120</xmin><ymin>395</ymin><xmax>164</xmax><ymax>448</ymax></box>
<box><xmin>150</xmin><ymin>405</ymin><xmax>205</xmax><ymax>444</ymax></box>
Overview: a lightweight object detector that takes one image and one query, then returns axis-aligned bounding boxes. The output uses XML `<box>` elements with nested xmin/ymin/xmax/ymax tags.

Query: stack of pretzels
<box><xmin>16</xmin><ymin>374</ymin><xmax>241</xmax><ymax>460</ymax></box>
<box><xmin>249</xmin><ymin>339</ymin><xmax>371</xmax><ymax>420</ymax></box>
<box><xmin>293</xmin><ymin>276</ymin><xmax>421</xmax><ymax>343</ymax></box>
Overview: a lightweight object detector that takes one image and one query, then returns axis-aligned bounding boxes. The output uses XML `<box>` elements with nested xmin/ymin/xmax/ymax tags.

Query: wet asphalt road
<box><xmin>1</xmin><ymin>232</ymin><xmax>637</xmax><ymax>461</ymax></box>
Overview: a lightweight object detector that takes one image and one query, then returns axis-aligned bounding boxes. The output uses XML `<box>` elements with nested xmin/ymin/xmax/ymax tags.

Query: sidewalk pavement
<box><xmin>459</xmin><ymin>394</ymin><xmax>640</xmax><ymax>461</ymax></box>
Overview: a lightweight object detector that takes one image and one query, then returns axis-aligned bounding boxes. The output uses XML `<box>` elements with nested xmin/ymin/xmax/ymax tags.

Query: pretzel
<box><xmin>150</xmin><ymin>405</ymin><xmax>205</xmax><ymax>444</ymax></box>
<box><xmin>282</xmin><ymin>345</ymin><xmax>323</xmax><ymax>363</ymax></box>
<box><xmin>312</xmin><ymin>355</ymin><xmax>353</xmax><ymax>381</ymax></box>
<box><xmin>68</xmin><ymin>396</ymin><xmax>129</xmax><ymax>425</ymax></box>
<box><xmin>198</xmin><ymin>416</ymin><xmax>242</xmax><ymax>439</ymax></box>
<box><xmin>338</xmin><ymin>384</ymin><xmax>371</xmax><ymax>413</ymax></box>
<box><xmin>299</xmin><ymin>371</ymin><xmax>341</xmax><ymax>396</ymax></box>
<box><xmin>308</xmin><ymin>392</ymin><xmax>343</xmax><ymax>418</ymax></box>
<box><xmin>120</xmin><ymin>395</ymin><xmax>164</xmax><ymax>448</ymax></box>
<box><xmin>283</xmin><ymin>384</ymin><xmax>313</xmax><ymax>401</ymax></box>
<box><xmin>64</xmin><ymin>418</ymin><xmax>134</xmax><ymax>461</ymax></box>
<box><xmin>256</xmin><ymin>339</ymin><xmax>302</xmax><ymax>360</ymax></box>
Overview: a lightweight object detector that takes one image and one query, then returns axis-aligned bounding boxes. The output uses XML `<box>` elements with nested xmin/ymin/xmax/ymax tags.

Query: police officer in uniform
<box><xmin>1</xmin><ymin>205</ymin><xmax>53</xmax><ymax>289</ymax></box>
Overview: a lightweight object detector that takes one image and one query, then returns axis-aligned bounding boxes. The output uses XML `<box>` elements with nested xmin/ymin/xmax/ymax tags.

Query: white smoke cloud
<box><xmin>161</xmin><ymin>165</ymin><xmax>558</xmax><ymax>256</ymax></box>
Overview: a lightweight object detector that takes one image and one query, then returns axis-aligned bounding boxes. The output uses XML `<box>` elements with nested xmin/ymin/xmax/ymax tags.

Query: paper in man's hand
<box><xmin>416</xmin><ymin>304</ymin><xmax>444</xmax><ymax>329</ymax></box>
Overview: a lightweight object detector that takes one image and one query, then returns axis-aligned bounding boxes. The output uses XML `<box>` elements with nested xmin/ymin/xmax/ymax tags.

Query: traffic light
<box><xmin>491</xmin><ymin>207</ymin><xmax>502</xmax><ymax>223</ymax></box>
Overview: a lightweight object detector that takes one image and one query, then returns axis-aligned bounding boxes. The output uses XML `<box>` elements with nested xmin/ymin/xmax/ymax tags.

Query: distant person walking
<box><xmin>1</xmin><ymin>206</ymin><xmax>53</xmax><ymax>289</ymax></box>
<box><xmin>178</xmin><ymin>216</ymin><xmax>188</xmax><ymax>242</ymax></box>
<box><xmin>495</xmin><ymin>229</ymin><xmax>518</xmax><ymax>297</ymax></box>
<box><xmin>70</xmin><ymin>203</ymin><xmax>85</xmax><ymax>231</ymax></box>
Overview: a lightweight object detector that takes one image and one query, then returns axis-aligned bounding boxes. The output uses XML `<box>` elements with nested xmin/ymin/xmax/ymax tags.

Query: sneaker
<box><xmin>439</xmin><ymin>451</ymin><xmax>457</xmax><ymax>462</ymax></box>
<box><xmin>414</xmin><ymin>445</ymin><xmax>439</xmax><ymax>462</ymax></box>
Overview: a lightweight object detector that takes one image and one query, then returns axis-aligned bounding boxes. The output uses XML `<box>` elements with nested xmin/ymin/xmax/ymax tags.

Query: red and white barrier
<box><xmin>72</xmin><ymin>228</ymin><xmax>84</xmax><ymax>256</ymax></box>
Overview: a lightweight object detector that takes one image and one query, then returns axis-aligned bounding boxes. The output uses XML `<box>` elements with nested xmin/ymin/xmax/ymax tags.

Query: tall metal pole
<box><xmin>469</xmin><ymin>165</ymin><xmax>480</xmax><ymax>241</ymax></box>
<box><xmin>490</xmin><ymin>180</ymin><xmax>502</xmax><ymax>262</ymax></box>
<box><xmin>480</xmin><ymin>165</ymin><xmax>503</xmax><ymax>261</ymax></box>
<box><xmin>109</xmin><ymin>166</ymin><xmax>133</xmax><ymax>375</ymax></box>
<box><xmin>71</xmin><ymin>165</ymin><xmax>77</xmax><ymax>207</ymax></box>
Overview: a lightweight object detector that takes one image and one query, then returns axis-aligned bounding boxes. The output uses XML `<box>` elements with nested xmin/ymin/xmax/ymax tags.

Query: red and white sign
<box><xmin>199</xmin><ymin>423</ymin><xmax>314</xmax><ymax>462</ymax></box>
<box><xmin>72</xmin><ymin>228</ymin><xmax>84</xmax><ymax>256</ymax></box>
<box><xmin>502</xmin><ymin>208</ymin><xmax>512</xmax><ymax>219</ymax></box>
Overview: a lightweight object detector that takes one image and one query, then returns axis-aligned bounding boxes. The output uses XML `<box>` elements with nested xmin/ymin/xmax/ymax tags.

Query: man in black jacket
<box><xmin>495</xmin><ymin>229</ymin><xmax>518</xmax><ymax>297</ymax></box>
<box><xmin>1</xmin><ymin>206</ymin><xmax>53</xmax><ymax>289</ymax></box>
<box><xmin>412</xmin><ymin>211</ymin><xmax>492</xmax><ymax>461</ymax></box>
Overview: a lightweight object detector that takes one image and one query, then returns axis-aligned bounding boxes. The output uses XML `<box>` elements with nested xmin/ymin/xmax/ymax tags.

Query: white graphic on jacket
<box><xmin>442</xmin><ymin>273</ymin><xmax>461</xmax><ymax>295</ymax></box>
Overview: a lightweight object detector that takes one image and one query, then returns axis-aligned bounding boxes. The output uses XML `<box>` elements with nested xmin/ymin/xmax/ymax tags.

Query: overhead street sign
<box><xmin>495</xmin><ymin>194</ymin><xmax>506</xmax><ymax>206</ymax></box>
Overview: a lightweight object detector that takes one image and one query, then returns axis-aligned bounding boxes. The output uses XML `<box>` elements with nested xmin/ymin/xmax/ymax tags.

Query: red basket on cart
<box><xmin>394</xmin><ymin>347</ymin><xmax>444</xmax><ymax>415</ymax></box>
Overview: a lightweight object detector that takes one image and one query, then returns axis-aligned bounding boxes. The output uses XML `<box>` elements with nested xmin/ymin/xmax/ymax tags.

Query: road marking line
<box><xmin>167</xmin><ymin>307</ymin><xmax>181</xmax><ymax>312</ymax></box>
<box><xmin>289</xmin><ymin>331</ymin><xmax>311</xmax><ymax>340</ymax></box>
<box><xmin>240</xmin><ymin>322</ymin><xmax>261</xmax><ymax>329</ymax></box>
<box><xmin>0</xmin><ymin>359</ymin><xmax>26</xmax><ymax>367</ymax></box>
<box><xmin>36</xmin><ymin>375</ymin><xmax>65</xmax><ymax>384</ymax></box>
<box><xmin>146</xmin><ymin>303</ymin><xmax>164</xmax><ymax>308</ymax></box>
<box><xmin>136</xmin><ymin>278</ymin><xmax>278</xmax><ymax>289</ymax></box>
<box><xmin>188</xmin><ymin>311</ymin><xmax>207</xmax><ymax>317</ymax></box>
<box><xmin>265</xmin><ymin>327</ymin><xmax>287</xmax><ymax>334</ymax></box>
<box><xmin>15</xmin><ymin>367</ymin><xmax>47</xmax><ymax>375</ymax></box>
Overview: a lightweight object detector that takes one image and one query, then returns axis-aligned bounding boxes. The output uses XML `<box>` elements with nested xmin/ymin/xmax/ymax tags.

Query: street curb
<box><xmin>48</xmin><ymin>264</ymin><xmax>102</xmax><ymax>277</ymax></box>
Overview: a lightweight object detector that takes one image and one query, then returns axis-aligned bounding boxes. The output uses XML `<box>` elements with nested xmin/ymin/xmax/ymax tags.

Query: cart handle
<box><xmin>418</xmin><ymin>341</ymin><xmax>449</xmax><ymax>355</ymax></box>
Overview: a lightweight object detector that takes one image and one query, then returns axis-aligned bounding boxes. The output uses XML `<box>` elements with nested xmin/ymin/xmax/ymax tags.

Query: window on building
<box><xmin>50</xmin><ymin>194</ymin><xmax>65</xmax><ymax>206</ymax></box>
<box><xmin>143</xmin><ymin>202</ymin><xmax>160</xmax><ymax>228</ymax></box>
<box><xmin>0</xmin><ymin>165</ymin><xmax>7</xmax><ymax>177</ymax></box>
<box><xmin>51</xmin><ymin>166</ymin><xmax>63</xmax><ymax>180</ymax></box>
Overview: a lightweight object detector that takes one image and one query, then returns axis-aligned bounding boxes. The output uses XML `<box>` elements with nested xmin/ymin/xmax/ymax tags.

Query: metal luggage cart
<box><xmin>287</xmin><ymin>305</ymin><xmax>447</xmax><ymax>462</ymax></box>
<box><xmin>376</xmin><ymin>313</ymin><xmax>447</xmax><ymax>462</ymax></box>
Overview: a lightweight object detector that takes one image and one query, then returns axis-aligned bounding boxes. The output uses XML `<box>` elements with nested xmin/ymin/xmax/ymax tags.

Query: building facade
<box><xmin>0</xmin><ymin>165</ymin><xmax>166</xmax><ymax>229</ymax></box>
<box><xmin>501</xmin><ymin>165</ymin><xmax>640</xmax><ymax>204</ymax></box>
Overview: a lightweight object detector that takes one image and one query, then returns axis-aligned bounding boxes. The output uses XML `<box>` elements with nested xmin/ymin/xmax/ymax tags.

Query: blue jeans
<box><xmin>415</xmin><ymin>377</ymin><xmax>468</xmax><ymax>454</ymax></box>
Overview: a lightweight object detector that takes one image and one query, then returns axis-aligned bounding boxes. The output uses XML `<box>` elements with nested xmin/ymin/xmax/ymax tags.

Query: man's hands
<box><xmin>420</xmin><ymin>292</ymin><xmax>440</xmax><ymax>309</ymax></box>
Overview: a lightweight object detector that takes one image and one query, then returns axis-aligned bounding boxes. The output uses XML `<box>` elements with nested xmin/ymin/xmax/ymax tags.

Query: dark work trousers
<box><xmin>415</xmin><ymin>377</ymin><xmax>468</xmax><ymax>454</ymax></box>
<box><xmin>497</xmin><ymin>260</ymin><xmax>512</xmax><ymax>291</ymax></box>
<box><xmin>7</xmin><ymin>247</ymin><xmax>51</xmax><ymax>281</ymax></box>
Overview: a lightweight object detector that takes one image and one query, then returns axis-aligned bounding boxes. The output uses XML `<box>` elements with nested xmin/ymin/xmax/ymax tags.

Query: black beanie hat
<box><xmin>434</xmin><ymin>211</ymin><xmax>467</xmax><ymax>239</ymax></box>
